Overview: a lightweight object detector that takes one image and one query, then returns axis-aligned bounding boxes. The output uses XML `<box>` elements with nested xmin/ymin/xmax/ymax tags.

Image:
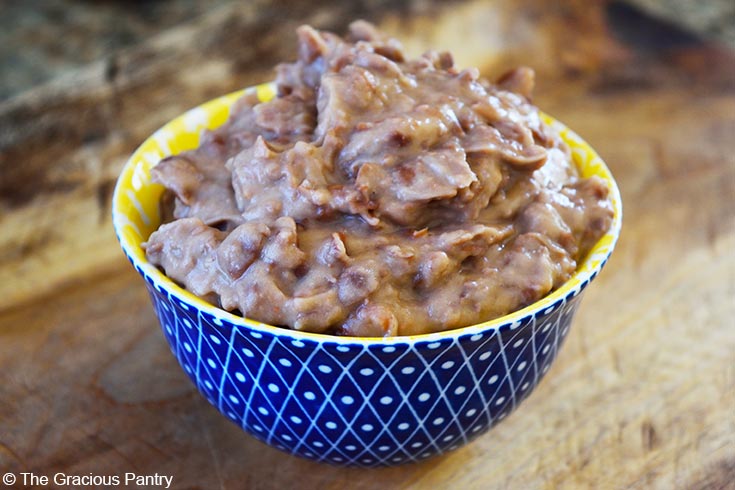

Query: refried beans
<box><xmin>143</xmin><ymin>21</ymin><xmax>613</xmax><ymax>337</ymax></box>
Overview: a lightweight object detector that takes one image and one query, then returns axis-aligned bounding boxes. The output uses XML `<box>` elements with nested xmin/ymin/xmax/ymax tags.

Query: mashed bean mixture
<box><xmin>144</xmin><ymin>22</ymin><xmax>613</xmax><ymax>337</ymax></box>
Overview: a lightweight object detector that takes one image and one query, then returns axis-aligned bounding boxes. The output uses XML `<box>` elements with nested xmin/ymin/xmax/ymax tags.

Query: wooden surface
<box><xmin>1</xmin><ymin>1</ymin><xmax>734</xmax><ymax>488</ymax></box>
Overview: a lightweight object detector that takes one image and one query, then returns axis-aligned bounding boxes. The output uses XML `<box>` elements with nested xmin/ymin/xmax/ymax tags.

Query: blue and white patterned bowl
<box><xmin>112</xmin><ymin>84</ymin><xmax>622</xmax><ymax>467</ymax></box>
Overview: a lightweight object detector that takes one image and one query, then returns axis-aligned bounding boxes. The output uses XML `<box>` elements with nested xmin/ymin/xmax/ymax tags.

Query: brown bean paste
<box><xmin>144</xmin><ymin>22</ymin><xmax>613</xmax><ymax>337</ymax></box>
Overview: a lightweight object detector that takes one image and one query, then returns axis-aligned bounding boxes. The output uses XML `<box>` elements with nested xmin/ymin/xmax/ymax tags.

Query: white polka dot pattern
<box><xmin>140</xmin><ymin>268</ymin><xmax>582</xmax><ymax>467</ymax></box>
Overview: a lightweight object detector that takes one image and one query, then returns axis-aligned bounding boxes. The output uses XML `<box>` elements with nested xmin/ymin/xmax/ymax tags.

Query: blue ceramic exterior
<box><xmin>132</xmin><ymin>256</ymin><xmax>590</xmax><ymax>467</ymax></box>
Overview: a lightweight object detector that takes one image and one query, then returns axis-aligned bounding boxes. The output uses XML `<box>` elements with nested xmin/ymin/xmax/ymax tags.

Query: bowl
<box><xmin>112</xmin><ymin>83</ymin><xmax>622</xmax><ymax>467</ymax></box>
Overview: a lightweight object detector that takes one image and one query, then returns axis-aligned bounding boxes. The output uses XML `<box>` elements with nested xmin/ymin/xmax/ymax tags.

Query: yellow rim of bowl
<box><xmin>112</xmin><ymin>83</ymin><xmax>622</xmax><ymax>344</ymax></box>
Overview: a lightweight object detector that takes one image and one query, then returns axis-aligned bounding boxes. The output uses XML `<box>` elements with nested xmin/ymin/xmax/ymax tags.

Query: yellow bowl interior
<box><xmin>112</xmin><ymin>83</ymin><xmax>622</xmax><ymax>342</ymax></box>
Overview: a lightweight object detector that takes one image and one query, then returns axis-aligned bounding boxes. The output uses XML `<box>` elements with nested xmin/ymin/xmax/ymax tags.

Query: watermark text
<box><xmin>2</xmin><ymin>472</ymin><xmax>173</xmax><ymax>488</ymax></box>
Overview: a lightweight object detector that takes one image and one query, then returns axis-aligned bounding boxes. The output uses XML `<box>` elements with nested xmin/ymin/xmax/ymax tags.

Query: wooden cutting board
<box><xmin>1</xmin><ymin>1</ymin><xmax>733</xmax><ymax>488</ymax></box>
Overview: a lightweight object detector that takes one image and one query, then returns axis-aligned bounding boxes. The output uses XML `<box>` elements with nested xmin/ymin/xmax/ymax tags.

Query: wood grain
<box><xmin>1</xmin><ymin>1</ymin><xmax>734</xmax><ymax>488</ymax></box>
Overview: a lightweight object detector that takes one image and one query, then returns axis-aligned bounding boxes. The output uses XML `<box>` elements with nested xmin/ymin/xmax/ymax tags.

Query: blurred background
<box><xmin>2</xmin><ymin>0</ymin><xmax>733</xmax><ymax>303</ymax></box>
<box><xmin>0</xmin><ymin>1</ymin><xmax>733</xmax><ymax>489</ymax></box>
<box><xmin>1</xmin><ymin>0</ymin><xmax>733</xmax><ymax>99</ymax></box>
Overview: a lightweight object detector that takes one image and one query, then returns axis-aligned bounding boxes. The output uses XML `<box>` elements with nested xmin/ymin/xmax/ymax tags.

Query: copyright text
<box><xmin>2</xmin><ymin>472</ymin><xmax>173</xmax><ymax>488</ymax></box>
